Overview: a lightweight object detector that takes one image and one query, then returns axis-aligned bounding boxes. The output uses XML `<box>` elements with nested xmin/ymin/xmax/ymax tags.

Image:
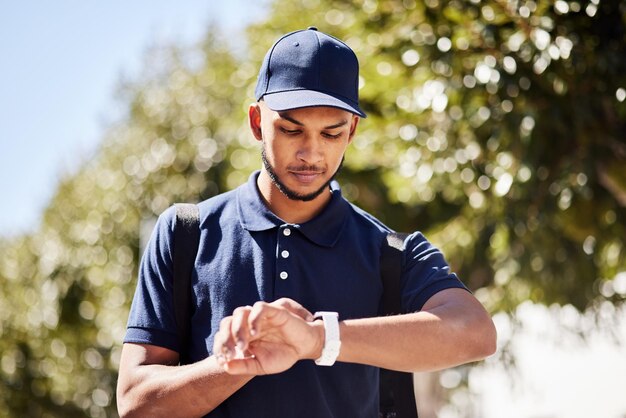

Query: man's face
<box><xmin>252</xmin><ymin>102</ymin><xmax>358</xmax><ymax>202</ymax></box>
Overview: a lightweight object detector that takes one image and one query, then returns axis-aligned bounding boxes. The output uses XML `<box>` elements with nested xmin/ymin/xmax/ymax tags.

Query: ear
<box><xmin>347</xmin><ymin>115</ymin><xmax>360</xmax><ymax>144</ymax></box>
<box><xmin>248</xmin><ymin>103</ymin><xmax>263</xmax><ymax>142</ymax></box>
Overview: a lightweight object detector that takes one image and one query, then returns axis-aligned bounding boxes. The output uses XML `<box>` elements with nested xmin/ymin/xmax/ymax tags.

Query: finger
<box><xmin>248</xmin><ymin>301</ymin><xmax>291</xmax><ymax>336</ymax></box>
<box><xmin>213</xmin><ymin>316</ymin><xmax>236</xmax><ymax>364</ymax></box>
<box><xmin>247</xmin><ymin>301</ymin><xmax>269</xmax><ymax>336</ymax></box>
<box><xmin>230</xmin><ymin>306</ymin><xmax>253</xmax><ymax>355</ymax></box>
<box><xmin>273</xmin><ymin>298</ymin><xmax>314</xmax><ymax>321</ymax></box>
<box><xmin>222</xmin><ymin>356</ymin><xmax>264</xmax><ymax>376</ymax></box>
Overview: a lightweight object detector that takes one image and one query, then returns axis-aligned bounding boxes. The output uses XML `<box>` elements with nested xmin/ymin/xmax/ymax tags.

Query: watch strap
<box><xmin>313</xmin><ymin>311</ymin><xmax>341</xmax><ymax>366</ymax></box>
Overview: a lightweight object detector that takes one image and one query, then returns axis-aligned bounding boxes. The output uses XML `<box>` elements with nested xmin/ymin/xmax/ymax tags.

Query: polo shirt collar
<box><xmin>237</xmin><ymin>171</ymin><xmax>348</xmax><ymax>247</ymax></box>
<box><xmin>237</xmin><ymin>171</ymin><xmax>283</xmax><ymax>231</ymax></box>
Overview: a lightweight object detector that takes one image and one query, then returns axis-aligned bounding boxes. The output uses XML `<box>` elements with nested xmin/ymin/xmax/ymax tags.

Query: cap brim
<box><xmin>262</xmin><ymin>90</ymin><xmax>367</xmax><ymax>118</ymax></box>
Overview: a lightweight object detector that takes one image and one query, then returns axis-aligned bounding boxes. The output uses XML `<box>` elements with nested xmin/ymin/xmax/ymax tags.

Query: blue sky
<box><xmin>0</xmin><ymin>1</ymin><xmax>266</xmax><ymax>237</ymax></box>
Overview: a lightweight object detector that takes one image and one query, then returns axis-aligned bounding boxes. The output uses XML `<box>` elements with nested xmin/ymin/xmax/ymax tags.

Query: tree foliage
<box><xmin>0</xmin><ymin>1</ymin><xmax>624</xmax><ymax>416</ymax></box>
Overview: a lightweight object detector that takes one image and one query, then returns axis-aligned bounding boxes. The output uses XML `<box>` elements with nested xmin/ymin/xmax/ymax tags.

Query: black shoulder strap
<box><xmin>379</xmin><ymin>232</ymin><xmax>419</xmax><ymax>418</ymax></box>
<box><xmin>173</xmin><ymin>203</ymin><xmax>200</xmax><ymax>365</ymax></box>
<box><xmin>380</xmin><ymin>232</ymin><xmax>409</xmax><ymax>315</ymax></box>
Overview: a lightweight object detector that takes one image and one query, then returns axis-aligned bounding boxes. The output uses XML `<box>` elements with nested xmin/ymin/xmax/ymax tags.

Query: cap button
<box><xmin>307</xmin><ymin>26</ymin><xmax>318</xmax><ymax>31</ymax></box>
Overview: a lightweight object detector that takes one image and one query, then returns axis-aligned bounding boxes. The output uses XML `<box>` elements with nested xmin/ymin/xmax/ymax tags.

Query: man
<box><xmin>117</xmin><ymin>27</ymin><xmax>496</xmax><ymax>417</ymax></box>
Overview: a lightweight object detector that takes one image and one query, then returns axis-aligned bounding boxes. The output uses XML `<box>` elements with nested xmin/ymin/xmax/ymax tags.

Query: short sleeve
<box><xmin>124</xmin><ymin>206</ymin><xmax>179</xmax><ymax>351</ymax></box>
<box><xmin>401</xmin><ymin>232</ymin><xmax>469</xmax><ymax>312</ymax></box>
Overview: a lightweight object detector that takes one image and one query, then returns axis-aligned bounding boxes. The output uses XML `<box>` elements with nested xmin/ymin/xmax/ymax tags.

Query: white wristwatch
<box><xmin>313</xmin><ymin>311</ymin><xmax>341</xmax><ymax>366</ymax></box>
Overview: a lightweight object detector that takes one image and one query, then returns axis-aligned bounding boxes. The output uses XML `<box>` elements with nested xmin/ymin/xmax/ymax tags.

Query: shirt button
<box><xmin>279</xmin><ymin>271</ymin><xmax>289</xmax><ymax>280</ymax></box>
<box><xmin>281</xmin><ymin>250</ymin><xmax>290</xmax><ymax>258</ymax></box>
<box><xmin>283</xmin><ymin>228</ymin><xmax>291</xmax><ymax>236</ymax></box>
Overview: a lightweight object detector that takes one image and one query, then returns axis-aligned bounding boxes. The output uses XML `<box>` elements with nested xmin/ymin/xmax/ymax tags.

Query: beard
<box><xmin>261</xmin><ymin>146</ymin><xmax>343</xmax><ymax>202</ymax></box>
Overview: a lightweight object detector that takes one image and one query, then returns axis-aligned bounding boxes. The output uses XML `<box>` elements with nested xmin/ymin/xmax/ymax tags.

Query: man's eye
<box><xmin>280</xmin><ymin>127</ymin><xmax>301</xmax><ymax>135</ymax></box>
<box><xmin>323</xmin><ymin>132</ymin><xmax>342</xmax><ymax>139</ymax></box>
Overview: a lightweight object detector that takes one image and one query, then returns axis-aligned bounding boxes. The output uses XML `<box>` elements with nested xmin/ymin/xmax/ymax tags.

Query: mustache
<box><xmin>287</xmin><ymin>165</ymin><xmax>326</xmax><ymax>173</ymax></box>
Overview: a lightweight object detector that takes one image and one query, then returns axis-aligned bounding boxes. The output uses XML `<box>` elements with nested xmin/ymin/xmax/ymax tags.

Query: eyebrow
<box><xmin>278</xmin><ymin>112</ymin><xmax>349</xmax><ymax>130</ymax></box>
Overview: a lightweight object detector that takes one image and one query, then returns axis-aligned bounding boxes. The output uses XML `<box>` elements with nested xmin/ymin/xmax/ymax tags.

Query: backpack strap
<box><xmin>380</xmin><ymin>232</ymin><xmax>408</xmax><ymax>315</ymax></box>
<box><xmin>173</xmin><ymin>203</ymin><xmax>200</xmax><ymax>365</ymax></box>
<box><xmin>379</xmin><ymin>232</ymin><xmax>419</xmax><ymax>418</ymax></box>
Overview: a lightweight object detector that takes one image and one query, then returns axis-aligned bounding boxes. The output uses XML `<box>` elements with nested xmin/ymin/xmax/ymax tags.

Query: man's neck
<box><xmin>256</xmin><ymin>170</ymin><xmax>332</xmax><ymax>224</ymax></box>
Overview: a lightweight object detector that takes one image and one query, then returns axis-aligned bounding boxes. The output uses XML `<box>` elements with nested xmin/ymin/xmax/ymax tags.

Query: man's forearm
<box><xmin>337</xmin><ymin>289</ymin><xmax>497</xmax><ymax>372</ymax></box>
<box><xmin>214</xmin><ymin>290</ymin><xmax>496</xmax><ymax>376</ymax></box>
<box><xmin>117</xmin><ymin>354</ymin><xmax>253</xmax><ymax>418</ymax></box>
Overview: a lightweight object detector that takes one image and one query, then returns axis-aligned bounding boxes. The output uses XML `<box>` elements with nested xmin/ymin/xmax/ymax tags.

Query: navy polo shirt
<box><xmin>125</xmin><ymin>170</ymin><xmax>467</xmax><ymax>418</ymax></box>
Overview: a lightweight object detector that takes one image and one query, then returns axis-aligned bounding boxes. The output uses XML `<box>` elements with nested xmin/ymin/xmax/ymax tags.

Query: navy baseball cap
<box><xmin>254</xmin><ymin>27</ymin><xmax>366</xmax><ymax>118</ymax></box>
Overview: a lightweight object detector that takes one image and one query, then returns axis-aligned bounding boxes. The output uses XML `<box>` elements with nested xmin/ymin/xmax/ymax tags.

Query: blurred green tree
<box><xmin>0</xmin><ymin>1</ymin><xmax>624</xmax><ymax>416</ymax></box>
<box><xmin>0</xmin><ymin>29</ymin><xmax>250</xmax><ymax>417</ymax></box>
<box><xmin>246</xmin><ymin>0</ymin><xmax>626</xmax><ymax>314</ymax></box>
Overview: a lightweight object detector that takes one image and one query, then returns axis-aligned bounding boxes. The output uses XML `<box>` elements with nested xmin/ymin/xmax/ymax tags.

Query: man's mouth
<box><xmin>289</xmin><ymin>170</ymin><xmax>325</xmax><ymax>184</ymax></box>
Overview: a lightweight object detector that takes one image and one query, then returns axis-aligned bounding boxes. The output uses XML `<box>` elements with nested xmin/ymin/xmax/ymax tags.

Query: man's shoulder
<box><xmin>344</xmin><ymin>200</ymin><xmax>392</xmax><ymax>234</ymax></box>
<box><xmin>197</xmin><ymin>188</ymin><xmax>238</xmax><ymax>213</ymax></box>
<box><xmin>152</xmin><ymin>188</ymin><xmax>239</xmax><ymax>231</ymax></box>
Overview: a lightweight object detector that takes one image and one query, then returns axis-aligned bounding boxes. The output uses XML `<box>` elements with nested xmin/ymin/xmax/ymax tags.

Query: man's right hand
<box><xmin>212</xmin><ymin>298</ymin><xmax>325</xmax><ymax>376</ymax></box>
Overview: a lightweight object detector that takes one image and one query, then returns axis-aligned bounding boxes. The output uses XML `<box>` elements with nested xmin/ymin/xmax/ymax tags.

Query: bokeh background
<box><xmin>1</xmin><ymin>1</ymin><xmax>625</xmax><ymax>417</ymax></box>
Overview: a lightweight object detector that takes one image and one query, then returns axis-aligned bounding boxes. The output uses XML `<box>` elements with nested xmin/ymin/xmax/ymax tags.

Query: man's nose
<box><xmin>296</xmin><ymin>135</ymin><xmax>324</xmax><ymax>164</ymax></box>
